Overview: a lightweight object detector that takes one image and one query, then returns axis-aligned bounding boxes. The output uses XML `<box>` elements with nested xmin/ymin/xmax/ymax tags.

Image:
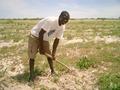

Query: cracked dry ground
<box><xmin>0</xmin><ymin>53</ymin><xmax>111</xmax><ymax>90</ymax></box>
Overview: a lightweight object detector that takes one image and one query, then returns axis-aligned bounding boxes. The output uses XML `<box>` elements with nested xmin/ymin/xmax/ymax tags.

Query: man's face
<box><xmin>59</xmin><ymin>15</ymin><xmax>69</xmax><ymax>26</ymax></box>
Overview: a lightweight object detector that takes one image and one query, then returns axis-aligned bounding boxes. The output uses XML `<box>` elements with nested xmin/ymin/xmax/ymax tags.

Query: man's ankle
<box><xmin>29</xmin><ymin>75</ymin><xmax>35</xmax><ymax>82</ymax></box>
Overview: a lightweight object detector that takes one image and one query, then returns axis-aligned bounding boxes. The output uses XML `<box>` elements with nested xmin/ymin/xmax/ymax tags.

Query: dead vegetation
<box><xmin>0</xmin><ymin>19</ymin><xmax>120</xmax><ymax>90</ymax></box>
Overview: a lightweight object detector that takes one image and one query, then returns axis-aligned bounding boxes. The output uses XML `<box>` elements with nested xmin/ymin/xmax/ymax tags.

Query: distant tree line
<box><xmin>0</xmin><ymin>17</ymin><xmax>42</xmax><ymax>20</ymax></box>
<box><xmin>0</xmin><ymin>17</ymin><xmax>120</xmax><ymax>20</ymax></box>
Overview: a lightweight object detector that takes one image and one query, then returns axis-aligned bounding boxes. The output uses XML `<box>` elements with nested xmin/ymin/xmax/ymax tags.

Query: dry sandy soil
<box><xmin>0</xmin><ymin>37</ymin><xmax>115</xmax><ymax>90</ymax></box>
<box><xmin>0</xmin><ymin>55</ymin><xmax>111</xmax><ymax>90</ymax></box>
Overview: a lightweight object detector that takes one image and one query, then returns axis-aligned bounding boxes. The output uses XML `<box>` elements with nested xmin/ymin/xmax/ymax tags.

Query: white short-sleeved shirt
<box><xmin>31</xmin><ymin>17</ymin><xmax>65</xmax><ymax>41</ymax></box>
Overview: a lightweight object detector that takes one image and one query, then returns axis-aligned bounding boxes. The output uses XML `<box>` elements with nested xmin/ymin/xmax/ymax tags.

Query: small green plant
<box><xmin>98</xmin><ymin>73</ymin><xmax>120</xmax><ymax>90</ymax></box>
<box><xmin>34</xmin><ymin>68</ymin><xmax>45</xmax><ymax>76</ymax></box>
<box><xmin>76</xmin><ymin>56</ymin><xmax>95</xmax><ymax>69</ymax></box>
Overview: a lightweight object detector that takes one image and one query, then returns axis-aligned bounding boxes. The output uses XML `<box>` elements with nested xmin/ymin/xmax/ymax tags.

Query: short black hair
<box><xmin>60</xmin><ymin>11</ymin><xmax>70</xmax><ymax>20</ymax></box>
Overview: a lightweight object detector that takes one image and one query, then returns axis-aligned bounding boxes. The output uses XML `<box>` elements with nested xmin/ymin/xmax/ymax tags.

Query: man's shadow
<box><xmin>11</xmin><ymin>68</ymin><xmax>45</xmax><ymax>83</ymax></box>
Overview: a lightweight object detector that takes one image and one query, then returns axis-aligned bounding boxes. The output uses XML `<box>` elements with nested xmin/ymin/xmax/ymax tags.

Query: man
<box><xmin>28</xmin><ymin>11</ymin><xmax>70</xmax><ymax>81</ymax></box>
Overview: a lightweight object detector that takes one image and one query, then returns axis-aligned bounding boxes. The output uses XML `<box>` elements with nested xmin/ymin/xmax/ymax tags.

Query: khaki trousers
<box><xmin>28</xmin><ymin>35</ymin><xmax>51</xmax><ymax>59</ymax></box>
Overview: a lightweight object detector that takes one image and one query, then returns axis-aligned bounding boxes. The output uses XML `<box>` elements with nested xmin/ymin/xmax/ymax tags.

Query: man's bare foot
<box><xmin>51</xmin><ymin>71</ymin><xmax>58</xmax><ymax>76</ymax></box>
<box><xmin>28</xmin><ymin>75</ymin><xmax>35</xmax><ymax>82</ymax></box>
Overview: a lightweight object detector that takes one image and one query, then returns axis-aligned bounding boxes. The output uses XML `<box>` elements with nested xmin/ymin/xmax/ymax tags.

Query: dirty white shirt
<box><xmin>31</xmin><ymin>17</ymin><xmax>65</xmax><ymax>41</ymax></box>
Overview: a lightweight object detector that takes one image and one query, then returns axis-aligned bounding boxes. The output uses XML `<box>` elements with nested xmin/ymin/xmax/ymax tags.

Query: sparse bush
<box><xmin>98</xmin><ymin>73</ymin><xmax>120</xmax><ymax>90</ymax></box>
<box><xmin>34</xmin><ymin>68</ymin><xmax>45</xmax><ymax>76</ymax></box>
<box><xmin>76</xmin><ymin>56</ymin><xmax>95</xmax><ymax>69</ymax></box>
<box><xmin>12</xmin><ymin>71</ymin><xmax>29</xmax><ymax>83</ymax></box>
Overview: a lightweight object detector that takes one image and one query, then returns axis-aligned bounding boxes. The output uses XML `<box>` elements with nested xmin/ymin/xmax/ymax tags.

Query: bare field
<box><xmin>0</xmin><ymin>19</ymin><xmax>120</xmax><ymax>90</ymax></box>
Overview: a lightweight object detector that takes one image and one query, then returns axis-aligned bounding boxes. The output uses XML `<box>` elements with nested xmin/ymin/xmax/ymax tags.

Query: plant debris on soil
<box><xmin>0</xmin><ymin>53</ymin><xmax>111</xmax><ymax>90</ymax></box>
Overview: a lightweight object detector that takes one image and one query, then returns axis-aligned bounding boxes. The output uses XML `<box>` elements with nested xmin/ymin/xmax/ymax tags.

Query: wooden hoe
<box><xmin>44</xmin><ymin>53</ymin><xmax>71</xmax><ymax>71</ymax></box>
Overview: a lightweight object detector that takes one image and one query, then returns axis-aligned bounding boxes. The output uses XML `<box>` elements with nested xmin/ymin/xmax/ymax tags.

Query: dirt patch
<box><xmin>65</xmin><ymin>48</ymin><xmax>81</xmax><ymax>59</ymax></box>
<box><xmin>33</xmin><ymin>61</ymin><xmax>111</xmax><ymax>90</ymax></box>
<box><xmin>3</xmin><ymin>84</ymin><xmax>32</xmax><ymax>90</ymax></box>
<box><xmin>0</xmin><ymin>40</ymin><xmax>23</xmax><ymax>48</ymax></box>
<box><xmin>0</xmin><ymin>57</ymin><xmax>111</xmax><ymax>90</ymax></box>
<box><xmin>62</xmin><ymin>35</ymin><xmax>120</xmax><ymax>45</ymax></box>
<box><xmin>94</xmin><ymin>36</ymin><xmax>120</xmax><ymax>44</ymax></box>
<box><xmin>0</xmin><ymin>56</ymin><xmax>24</xmax><ymax>76</ymax></box>
<box><xmin>33</xmin><ymin>68</ymin><xmax>98</xmax><ymax>90</ymax></box>
<box><xmin>63</xmin><ymin>38</ymin><xmax>83</xmax><ymax>45</ymax></box>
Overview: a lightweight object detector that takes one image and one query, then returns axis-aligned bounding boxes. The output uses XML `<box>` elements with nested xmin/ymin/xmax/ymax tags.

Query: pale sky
<box><xmin>0</xmin><ymin>0</ymin><xmax>120</xmax><ymax>18</ymax></box>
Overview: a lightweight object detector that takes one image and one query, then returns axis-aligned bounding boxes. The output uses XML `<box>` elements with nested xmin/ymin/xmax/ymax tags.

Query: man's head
<box><xmin>59</xmin><ymin>11</ymin><xmax>70</xmax><ymax>26</ymax></box>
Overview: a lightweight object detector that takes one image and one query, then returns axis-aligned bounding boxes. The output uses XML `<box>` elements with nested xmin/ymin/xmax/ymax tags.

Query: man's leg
<box><xmin>47</xmin><ymin>57</ymin><xmax>55</xmax><ymax>74</ymax></box>
<box><xmin>28</xmin><ymin>35</ymin><xmax>39</xmax><ymax>81</ymax></box>
<box><xmin>29</xmin><ymin>58</ymin><xmax>35</xmax><ymax>81</ymax></box>
<box><xmin>42</xmin><ymin>41</ymin><xmax>55</xmax><ymax>74</ymax></box>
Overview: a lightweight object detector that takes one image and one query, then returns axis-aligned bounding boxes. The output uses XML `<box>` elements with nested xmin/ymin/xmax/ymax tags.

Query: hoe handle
<box><xmin>44</xmin><ymin>53</ymin><xmax>71</xmax><ymax>70</ymax></box>
<box><xmin>55</xmin><ymin>60</ymin><xmax>71</xmax><ymax>70</ymax></box>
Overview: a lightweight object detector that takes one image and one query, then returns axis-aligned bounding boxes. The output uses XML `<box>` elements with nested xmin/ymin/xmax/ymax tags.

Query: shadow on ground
<box><xmin>11</xmin><ymin>68</ymin><xmax>45</xmax><ymax>83</ymax></box>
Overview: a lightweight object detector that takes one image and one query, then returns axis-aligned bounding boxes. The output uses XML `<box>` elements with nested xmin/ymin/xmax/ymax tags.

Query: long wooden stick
<box><xmin>44</xmin><ymin>53</ymin><xmax>71</xmax><ymax>70</ymax></box>
<box><xmin>55</xmin><ymin>60</ymin><xmax>71</xmax><ymax>70</ymax></box>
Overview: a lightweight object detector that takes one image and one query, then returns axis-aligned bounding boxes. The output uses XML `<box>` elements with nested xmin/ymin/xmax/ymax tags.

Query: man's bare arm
<box><xmin>39</xmin><ymin>29</ymin><xmax>46</xmax><ymax>54</ymax></box>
